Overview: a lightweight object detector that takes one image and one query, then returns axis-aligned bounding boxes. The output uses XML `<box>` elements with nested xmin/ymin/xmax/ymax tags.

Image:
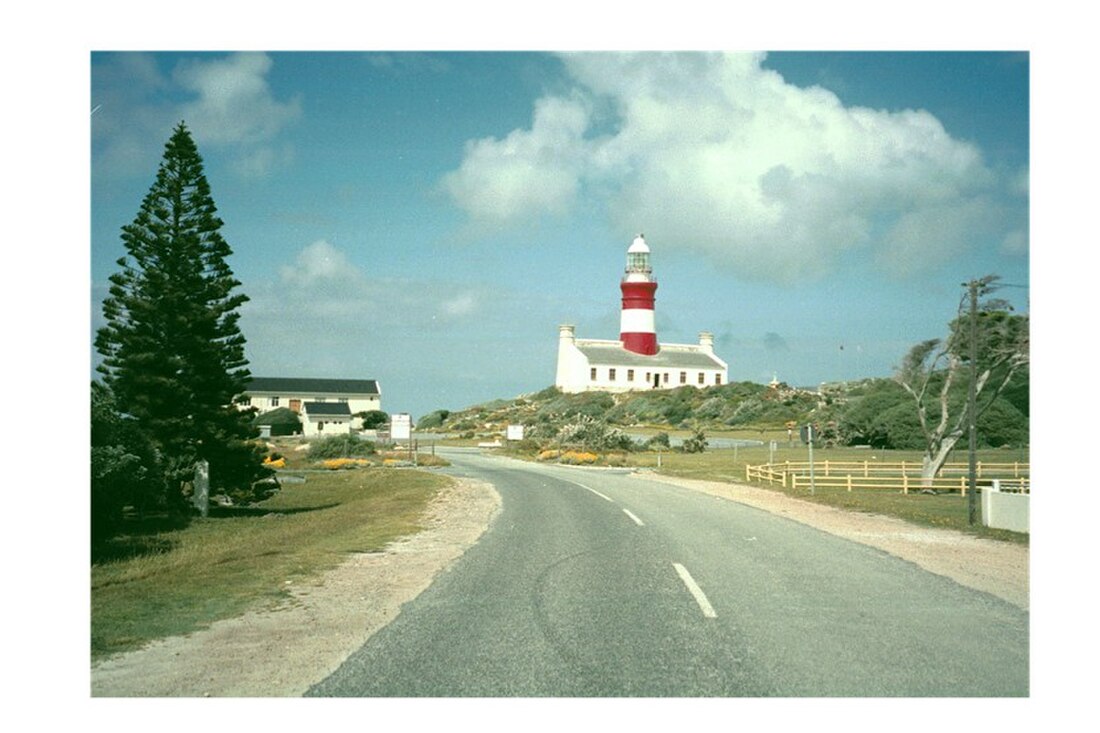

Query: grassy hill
<box><xmin>418</xmin><ymin>376</ymin><xmax>1028</xmax><ymax>452</ymax></box>
<box><xmin>420</xmin><ymin>381</ymin><xmax>829</xmax><ymax>439</ymax></box>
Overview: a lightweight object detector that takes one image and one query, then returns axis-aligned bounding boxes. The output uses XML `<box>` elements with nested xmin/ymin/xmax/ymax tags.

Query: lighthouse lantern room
<box><xmin>620</xmin><ymin>234</ymin><xmax>659</xmax><ymax>356</ymax></box>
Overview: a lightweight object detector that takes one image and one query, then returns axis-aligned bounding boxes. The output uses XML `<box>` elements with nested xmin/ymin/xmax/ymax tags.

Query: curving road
<box><xmin>307</xmin><ymin>448</ymin><xmax>1027</xmax><ymax>697</ymax></box>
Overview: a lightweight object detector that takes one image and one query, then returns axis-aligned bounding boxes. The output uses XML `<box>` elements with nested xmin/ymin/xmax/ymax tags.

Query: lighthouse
<box><xmin>620</xmin><ymin>234</ymin><xmax>659</xmax><ymax>355</ymax></box>
<box><xmin>554</xmin><ymin>233</ymin><xmax>728</xmax><ymax>393</ymax></box>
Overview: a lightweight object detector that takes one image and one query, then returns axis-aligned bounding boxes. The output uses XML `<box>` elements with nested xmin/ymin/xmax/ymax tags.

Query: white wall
<box><xmin>302</xmin><ymin>416</ymin><xmax>351</xmax><ymax>438</ymax></box>
<box><xmin>981</xmin><ymin>486</ymin><xmax>1029</xmax><ymax>533</ymax></box>
<box><xmin>246</xmin><ymin>393</ymin><xmax>380</xmax><ymax>415</ymax></box>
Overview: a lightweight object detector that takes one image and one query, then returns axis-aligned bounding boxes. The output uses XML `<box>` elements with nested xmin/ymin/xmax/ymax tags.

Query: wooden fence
<box><xmin>745</xmin><ymin>461</ymin><xmax>1030</xmax><ymax>495</ymax></box>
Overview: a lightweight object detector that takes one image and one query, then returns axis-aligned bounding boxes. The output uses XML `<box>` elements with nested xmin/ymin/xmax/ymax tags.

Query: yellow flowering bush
<box><xmin>321</xmin><ymin>458</ymin><xmax>372</xmax><ymax>470</ymax></box>
<box><xmin>559</xmin><ymin>451</ymin><xmax>598</xmax><ymax>465</ymax></box>
<box><xmin>262</xmin><ymin>456</ymin><xmax>286</xmax><ymax>469</ymax></box>
<box><xmin>537</xmin><ymin>450</ymin><xmax>561</xmax><ymax>461</ymax></box>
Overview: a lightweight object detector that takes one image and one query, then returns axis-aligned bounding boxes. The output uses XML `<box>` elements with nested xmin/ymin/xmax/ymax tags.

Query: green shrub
<box><xmin>681</xmin><ymin>429</ymin><xmax>708</xmax><ymax>453</ymax></box>
<box><xmin>357</xmin><ymin>410</ymin><xmax>389</xmax><ymax>430</ymax></box>
<box><xmin>91</xmin><ymin>382</ymin><xmax>165</xmax><ymax>542</ymax></box>
<box><xmin>977</xmin><ymin>398</ymin><xmax>1029</xmax><ymax>448</ymax></box>
<box><xmin>309</xmin><ymin>434</ymin><xmax>377</xmax><ymax>459</ymax></box>
<box><xmin>253</xmin><ymin>407</ymin><xmax>302</xmax><ymax>436</ymax></box>
<box><xmin>417</xmin><ymin>410</ymin><xmax>450</xmax><ymax>430</ymax></box>
<box><xmin>645</xmin><ymin>432</ymin><xmax>671</xmax><ymax>449</ymax></box>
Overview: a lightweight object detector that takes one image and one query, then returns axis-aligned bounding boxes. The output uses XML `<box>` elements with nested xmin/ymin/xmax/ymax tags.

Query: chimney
<box><xmin>699</xmin><ymin>331</ymin><xmax>714</xmax><ymax>354</ymax></box>
<box><xmin>559</xmin><ymin>324</ymin><xmax>576</xmax><ymax>344</ymax></box>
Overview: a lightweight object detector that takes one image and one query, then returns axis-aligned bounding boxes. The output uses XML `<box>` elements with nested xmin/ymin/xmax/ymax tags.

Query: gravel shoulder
<box><xmin>638</xmin><ymin>472</ymin><xmax>1028</xmax><ymax>611</ymax></box>
<box><xmin>91</xmin><ymin>466</ymin><xmax>1026</xmax><ymax>697</ymax></box>
<box><xmin>91</xmin><ymin>476</ymin><xmax>502</xmax><ymax>697</ymax></box>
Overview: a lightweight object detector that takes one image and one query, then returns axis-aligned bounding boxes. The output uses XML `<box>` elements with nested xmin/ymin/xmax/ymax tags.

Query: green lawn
<box><xmin>91</xmin><ymin>468</ymin><xmax>447</xmax><ymax>660</ymax></box>
<box><xmin>630</xmin><ymin>445</ymin><xmax>1029</xmax><ymax>543</ymax></box>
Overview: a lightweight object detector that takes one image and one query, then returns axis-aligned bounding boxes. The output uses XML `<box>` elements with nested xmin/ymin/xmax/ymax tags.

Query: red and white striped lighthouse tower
<box><xmin>620</xmin><ymin>234</ymin><xmax>659</xmax><ymax>355</ymax></box>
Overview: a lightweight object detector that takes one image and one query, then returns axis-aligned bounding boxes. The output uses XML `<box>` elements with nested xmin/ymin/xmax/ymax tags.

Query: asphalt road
<box><xmin>307</xmin><ymin>449</ymin><xmax>1028</xmax><ymax>697</ymax></box>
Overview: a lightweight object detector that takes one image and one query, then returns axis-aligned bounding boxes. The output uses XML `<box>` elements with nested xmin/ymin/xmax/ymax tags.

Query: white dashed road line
<box><xmin>622</xmin><ymin>508</ymin><xmax>645</xmax><ymax>526</ymax></box>
<box><xmin>568</xmin><ymin>480</ymin><xmax>614</xmax><ymax>503</ymax></box>
<box><xmin>673</xmin><ymin>563</ymin><xmax>718</xmax><ymax>618</ymax></box>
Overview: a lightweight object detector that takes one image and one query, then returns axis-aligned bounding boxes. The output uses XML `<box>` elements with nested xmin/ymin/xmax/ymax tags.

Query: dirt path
<box><xmin>91</xmin><ymin>468</ymin><xmax>1026</xmax><ymax>697</ymax></box>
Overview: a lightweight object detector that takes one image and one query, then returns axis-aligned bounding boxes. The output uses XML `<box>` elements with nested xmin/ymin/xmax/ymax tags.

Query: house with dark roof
<box><xmin>300</xmin><ymin>401</ymin><xmax>353</xmax><ymax>437</ymax></box>
<box><xmin>556</xmin><ymin>328</ymin><xmax>728</xmax><ymax>393</ymax></box>
<box><xmin>243</xmin><ymin>377</ymin><xmax>381</xmax><ymax>432</ymax></box>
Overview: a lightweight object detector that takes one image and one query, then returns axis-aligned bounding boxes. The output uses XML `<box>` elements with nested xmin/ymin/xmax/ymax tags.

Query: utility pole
<box><xmin>966</xmin><ymin>279</ymin><xmax>980</xmax><ymax>526</ymax></box>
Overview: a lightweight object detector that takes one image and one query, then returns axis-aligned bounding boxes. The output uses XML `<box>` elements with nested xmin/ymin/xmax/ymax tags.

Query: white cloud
<box><xmin>258</xmin><ymin>241</ymin><xmax>488</xmax><ymax>331</ymax></box>
<box><xmin>442</xmin><ymin>52</ymin><xmax>1019</xmax><ymax>282</ymax></box>
<box><xmin>279</xmin><ymin>240</ymin><xmax>359</xmax><ymax>285</ymax></box>
<box><xmin>92</xmin><ymin>52</ymin><xmax>299</xmax><ymax>181</ymax></box>
<box><xmin>174</xmin><ymin>53</ymin><xmax>300</xmax><ymax>147</ymax></box>
<box><xmin>440</xmin><ymin>95</ymin><xmax>591</xmax><ymax>223</ymax></box>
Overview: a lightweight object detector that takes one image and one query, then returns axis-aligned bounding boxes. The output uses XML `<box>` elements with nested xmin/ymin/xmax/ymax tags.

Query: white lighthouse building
<box><xmin>555</xmin><ymin>234</ymin><xmax>728</xmax><ymax>394</ymax></box>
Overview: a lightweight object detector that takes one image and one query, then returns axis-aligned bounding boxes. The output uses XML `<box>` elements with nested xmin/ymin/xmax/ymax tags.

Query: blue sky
<box><xmin>91</xmin><ymin>51</ymin><xmax>1029</xmax><ymax>421</ymax></box>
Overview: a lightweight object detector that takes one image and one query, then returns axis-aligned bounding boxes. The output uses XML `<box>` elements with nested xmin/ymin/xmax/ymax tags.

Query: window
<box><xmin>590</xmin><ymin>367</ymin><xmax>597</xmax><ymax>381</ymax></box>
<box><xmin>680</xmin><ymin>371</ymin><xmax>687</xmax><ymax>384</ymax></box>
<box><xmin>270</xmin><ymin>396</ymin><xmax>280</xmax><ymax>407</ymax></box>
<box><xmin>609</xmin><ymin>368</ymin><xmax>617</xmax><ymax>381</ymax></box>
<box><xmin>627</xmin><ymin>369</ymin><xmax>635</xmax><ymax>382</ymax></box>
<box><xmin>698</xmin><ymin>372</ymin><xmax>705</xmax><ymax>385</ymax></box>
<box><xmin>715</xmin><ymin>374</ymin><xmax>722</xmax><ymax>385</ymax></box>
<box><xmin>663</xmin><ymin>372</ymin><xmax>669</xmax><ymax>384</ymax></box>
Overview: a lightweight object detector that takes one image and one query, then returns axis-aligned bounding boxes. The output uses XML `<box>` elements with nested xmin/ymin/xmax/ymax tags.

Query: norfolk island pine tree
<box><xmin>95</xmin><ymin>122</ymin><xmax>270</xmax><ymax>509</ymax></box>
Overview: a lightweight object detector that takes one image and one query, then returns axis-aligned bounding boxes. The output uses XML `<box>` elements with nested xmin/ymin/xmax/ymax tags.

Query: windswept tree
<box><xmin>95</xmin><ymin>122</ymin><xmax>269</xmax><ymax>508</ymax></box>
<box><xmin>896</xmin><ymin>275</ymin><xmax>1029</xmax><ymax>481</ymax></box>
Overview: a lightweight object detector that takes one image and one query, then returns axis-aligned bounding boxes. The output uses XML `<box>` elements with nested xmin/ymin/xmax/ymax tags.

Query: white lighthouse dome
<box><xmin>628</xmin><ymin>234</ymin><xmax>650</xmax><ymax>254</ymax></box>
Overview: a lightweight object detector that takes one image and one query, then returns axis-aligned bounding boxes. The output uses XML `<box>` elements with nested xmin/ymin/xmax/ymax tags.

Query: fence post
<box><xmin>824</xmin><ymin>460</ymin><xmax>830</xmax><ymax>477</ymax></box>
<box><xmin>864</xmin><ymin>461</ymin><xmax>869</xmax><ymax>478</ymax></box>
<box><xmin>960</xmin><ymin>476</ymin><xmax>966</xmax><ymax>495</ymax></box>
<box><xmin>847</xmin><ymin>475</ymin><xmax>852</xmax><ymax>492</ymax></box>
<box><xmin>903</xmin><ymin>474</ymin><xmax>908</xmax><ymax>495</ymax></box>
<box><xmin>977</xmin><ymin>461</ymin><xmax>983</xmax><ymax>479</ymax></box>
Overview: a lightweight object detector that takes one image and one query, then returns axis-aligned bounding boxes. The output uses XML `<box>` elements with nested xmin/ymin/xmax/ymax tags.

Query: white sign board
<box><xmin>391</xmin><ymin>413</ymin><xmax>412</xmax><ymax>441</ymax></box>
<box><xmin>506</xmin><ymin>424</ymin><xmax>525</xmax><ymax>441</ymax></box>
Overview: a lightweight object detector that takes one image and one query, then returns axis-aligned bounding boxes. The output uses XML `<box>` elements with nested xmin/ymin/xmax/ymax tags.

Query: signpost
<box><xmin>506</xmin><ymin>424</ymin><xmax>525</xmax><ymax>442</ymax></box>
<box><xmin>391</xmin><ymin>413</ymin><xmax>413</xmax><ymax>464</ymax></box>
<box><xmin>391</xmin><ymin>413</ymin><xmax>411</xmax><ymax>441</ymax></box>
<box><xmin>800</xmin><ymin>424</ymin><xmax>816</xmax><ymax>495</ymax></box>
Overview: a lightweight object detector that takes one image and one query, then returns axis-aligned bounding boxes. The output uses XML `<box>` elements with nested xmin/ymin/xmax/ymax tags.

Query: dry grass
<box><xmin>91</xmin><ymin>468</ymin><xmax>447</xmax><ymax>659</ymax></box>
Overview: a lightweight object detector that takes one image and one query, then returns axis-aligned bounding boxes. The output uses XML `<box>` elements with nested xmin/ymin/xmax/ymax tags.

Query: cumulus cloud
<box><xmin>256</xmin><ymin>240</ymin><xmax>487</xmax><ymax>331</ymax></box>
<box><xmin>442</xmin><ymin>52</ymin><xmax>1022</xmax><ymax>282</ymax></box>
<box><xmin>441</xmin><ymin>95</ymin><xmax>591</xmax><ymax>223</ymax></box>
<box><xmin>92</xmin><ymin>52</ymin><xmax>299</xmax><ymax>181</ymax></box>
<box><xmin>174</xmin><ymin>53</ymin><xmax>301</xmax><ymax>148</ymax></box>
<box><xmin>279</xmin><ymin>240</ymin><xmax>359</xmax><ymax>285</ymax></box>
